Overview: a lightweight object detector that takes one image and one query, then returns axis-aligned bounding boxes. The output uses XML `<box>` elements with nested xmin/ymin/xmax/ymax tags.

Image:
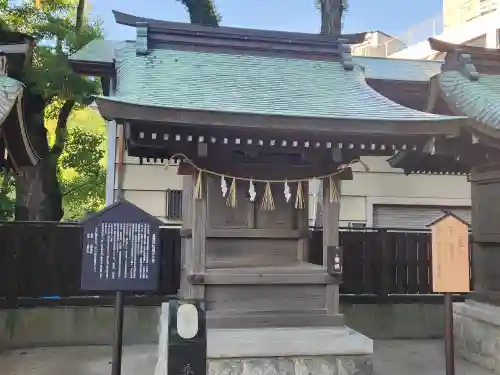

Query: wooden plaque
<box><xmin>429</xmin><ymin>213</ymin><xmax>470</xmax><ymax>293</ymax></box>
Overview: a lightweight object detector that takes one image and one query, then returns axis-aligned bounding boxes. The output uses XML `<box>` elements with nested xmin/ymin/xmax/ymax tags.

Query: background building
<box><xmin>443</xmin><ymin>0</ymin><xmax>498</xmax><ymax>29</ymax></box>
<box><xmin>351</xmin><ymin>0</ymin><xmax>500</xmax><ymax>59</ymax></box>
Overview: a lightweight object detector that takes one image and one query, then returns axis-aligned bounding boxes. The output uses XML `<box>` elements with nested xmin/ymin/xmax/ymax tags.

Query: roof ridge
<box><xmin>112</xmin><ymin>10</ymin><xmax>367</xmax><ymax>59</ymax></box>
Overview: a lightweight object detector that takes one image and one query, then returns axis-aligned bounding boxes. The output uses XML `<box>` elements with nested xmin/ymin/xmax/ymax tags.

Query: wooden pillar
<box><xmin>322</xmin><ymin>177</ymin><xmax>341</xmax><ymax>314</ymax></box>
<box><xmin>179</xmin><ymin>173</ymin><xmax>207</xmax><ymax>300</ymax></box>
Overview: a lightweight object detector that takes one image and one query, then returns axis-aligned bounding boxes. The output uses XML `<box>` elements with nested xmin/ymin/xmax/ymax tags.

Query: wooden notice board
<box><xmin>429</xmin><ymin>213</ymin><xmax>470</xmax><ymax>293</ymax></box>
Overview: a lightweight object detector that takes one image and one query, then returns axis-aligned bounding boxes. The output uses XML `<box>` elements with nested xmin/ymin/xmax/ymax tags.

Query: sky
<box><xmin>90</xmin><ymin>0</ymin><xmax>444</xmax><ymax>42</ymax></box>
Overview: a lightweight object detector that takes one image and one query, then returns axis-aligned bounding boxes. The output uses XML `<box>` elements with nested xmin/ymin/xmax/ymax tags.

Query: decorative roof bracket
<box><xmin>443</xmin><ymin>51</ymin><xmax>478</xmax><ymax>81</ymax></box>
<box><xmin>340</xmin><ymin>45</ymin><xmax>354</xmax><ymax>71</ymax></box>
<box><xmin>459</xmin><ymin>53</ymin><xmax>479</xmax><ymax>81</ymax></box>
<box><xmin>136</xmin><ymin>21</ymin><xmax>149</xmax><ymax>56</ymax></box>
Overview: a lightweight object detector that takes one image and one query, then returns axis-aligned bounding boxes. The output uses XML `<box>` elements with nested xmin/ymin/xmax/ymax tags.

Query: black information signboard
<box><xmin>80</xmin><ymin>200</ymin><xmax>163</xmax><ymax>292</ymax></box>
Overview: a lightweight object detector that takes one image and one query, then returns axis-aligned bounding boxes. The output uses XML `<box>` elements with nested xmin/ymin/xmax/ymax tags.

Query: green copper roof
<box><xmin>439</xmin><ymin>71</ymin><xmax>500</xmax><ymax>130</ymax></box>
<box><xmin>94</xmin><ymin>41</ymin><xmax>462</xmax><ymax>122</ymax></box>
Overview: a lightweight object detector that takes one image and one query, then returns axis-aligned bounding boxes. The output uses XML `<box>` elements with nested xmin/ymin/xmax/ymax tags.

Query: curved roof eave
<box><xmin>429</xmin><ymin>37</ymin><xmax>500</xmax><ymax>57</ymax></box>
<box><xmin>94</xmin><ymin>95</ymin><xmax>468</xmax><ymax>138</ymax></box>
<box><xmin>438</xmin><ymin>70</ymin><xmax>500</xmax><ymax>140</ymax></box>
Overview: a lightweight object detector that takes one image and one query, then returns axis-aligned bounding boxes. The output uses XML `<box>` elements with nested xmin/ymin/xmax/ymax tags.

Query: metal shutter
<box><xmin>373</xmin><ymin>205</ymin><xmax>471</xmax><ymax>229</ymax></box>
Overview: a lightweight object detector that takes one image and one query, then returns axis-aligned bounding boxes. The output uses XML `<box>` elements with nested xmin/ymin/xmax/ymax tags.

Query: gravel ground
<box><xmin>0</xmin><ymin>340</ymin><xmax>495</xmax><ymax>375</ymax></box>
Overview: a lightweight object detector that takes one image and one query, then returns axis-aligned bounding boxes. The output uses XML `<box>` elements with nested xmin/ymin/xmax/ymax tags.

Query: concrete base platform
<box><xmin>454</xmin><ymin>300</ymin><xmax>500</xmax><ymax>374</ymax></box>
<box><xmin>154</xmin><ymin>301</ymin><xmax>373</xmax><ymax>375</ymax></box>
<box><xmin>207</xmin><ymin>326</ymin><xmax>373</xmax><ymax>358</ymax></box>
<box><xmin>205</xmin><ymin>327</ymin><xmax>373</xmax><ymax>374</ymax></box>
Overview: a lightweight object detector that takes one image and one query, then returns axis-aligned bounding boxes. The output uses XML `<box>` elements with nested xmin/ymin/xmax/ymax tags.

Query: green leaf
<box><xmin>0</xmin><ymin>1</ymin><xmax>103</xmax><ymax>104</ymax></box>
<box><xmin>58</xmin><ymin>123</ymin><xmax>106</xmax><ymax>220</ymax></box>
<box><xmin>0</xmin><ymin>171</ymin><xmax>15</xmax><ymax>220</ymax></box>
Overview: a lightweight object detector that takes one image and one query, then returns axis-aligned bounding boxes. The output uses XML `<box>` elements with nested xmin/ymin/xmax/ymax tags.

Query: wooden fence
<box><xmin>0</xmin><ymin>222</ymin><xmax>473</xmax><ymax>303</ymax></box>
<box><xmin>310</xmin><ymin>228</ymin><xmax>473</xmax><ymax>296</ymax></box>
<box><xmin>0</xmin><ymin>222</ymin><xmax>180</xmax><ymax>298</ymax></box>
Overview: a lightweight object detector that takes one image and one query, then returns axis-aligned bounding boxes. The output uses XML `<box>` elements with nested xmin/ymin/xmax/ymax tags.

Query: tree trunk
<box><xmin>15</xmin><ymin>158</ymin><xmax>62</xmax><ymax>221</ymax></box>
<box><xmin>14</xmin><ymin>0</ymin><xmax>86</xmax><ymax>221</ymax></box>
<box><xmin>320</xmin><ymin>0</ymin><xmax>343</xmax><ymax>35</ymax></box>
<box><xmin>15</xmin><ymin>98</ymin><xmax>75</xmax><ymax>221</ymax></box>
<box><xmin>14</xmin><ymin>91</ymin><xmax>63</xmax><ymax>221</ymax></box>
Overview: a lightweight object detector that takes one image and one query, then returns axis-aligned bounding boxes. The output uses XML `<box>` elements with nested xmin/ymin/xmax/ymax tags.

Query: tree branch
<box><xmin>75</xmin><ymin>0</ymin><xmax>87</xmax><ymax>39</ymax></box>
<box><xmin>51</xmin><ymin>99</ymin><xmax>75</xmax><ymax>157</ymax></box>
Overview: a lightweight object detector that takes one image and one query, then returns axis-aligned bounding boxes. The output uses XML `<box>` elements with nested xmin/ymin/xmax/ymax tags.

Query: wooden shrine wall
<box><xmin>204</xmin><ymin>176</ymin><xmax>309</xmax><ymax>269</ymax></box>
<box><xmin>177</xmin><ymin>173</ymin><xmax>340</xmax><ymax>326</ymax></box>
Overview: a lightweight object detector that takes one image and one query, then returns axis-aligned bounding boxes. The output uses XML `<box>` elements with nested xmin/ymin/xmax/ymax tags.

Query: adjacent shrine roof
<box><xmin>0</xmin><ymin>75</ymin><xmax>24</xmax><ymax>127</ymax></box>
<box><xmin>427</xmin><ymin>38</ymin><xmax>500</xmax><ymax>139</ymax></box>
<box><xmin>70</xmin><ymin>12</ymin><xmax>469</xmax><ymax>137</ymax></box>
<box><xmin>439</xmin><ymin>71</ymin><xmax>500</xmax><ymax>131</ymax></box>
<box><xmin>390</xmin><ymin>38</ymin><xmax>500</xmax><ymax>175</ymax></box>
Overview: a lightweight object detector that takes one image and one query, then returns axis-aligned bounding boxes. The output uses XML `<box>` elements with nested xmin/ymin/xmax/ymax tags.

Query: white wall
<box><xmin>109</xmin><ymin>125</ymin><xmax>182</xmax><ymax>224</ymax></box>
<box><xmin>338</xmin><ymin>156</ymin><xmax>470</xmax><ymax>227</ymax></box>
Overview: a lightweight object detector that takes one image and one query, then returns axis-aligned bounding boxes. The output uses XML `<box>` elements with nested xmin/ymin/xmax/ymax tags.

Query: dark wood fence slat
<box><xmin>361</xmin><ymin>234</ymin><xmax>372</xmax><ymax>294</ymax></box>
<box><xmin>405</xmin><ymin>233</ymin><xmax>419</xmax><ymax>294</ymax></box>
<box><xmin>395</xmin><ymin>233</ymin><xmax>408</xmax><ymax>294</ymax></box>
<box><xmin>379</xmin><ymin>230</ymin><xmax>392</xmax><ymax>296</ymax></box>
<box><xmin>416</xmin><ymin>233</ymin><xmax>431</xmax><ymax>294</ymax></box>
<box><xmin>359</xmin><ymin>232</ymin><xmax>380</xmax><ymax>294</ymax></box>
<box><xmin>384</xmin><ymin>232</ymin><xmax>399</xmax><ymax>295</ymax></box>
<box><xmin>339</xmin><ymin>232</ymin><xmax>357</xmax><ymax>294</ymax></box>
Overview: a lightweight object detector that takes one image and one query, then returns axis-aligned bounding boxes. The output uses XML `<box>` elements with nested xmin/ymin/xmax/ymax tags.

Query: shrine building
<box><xmin>69</xmin><ymin>11</ymin><xmax>484</xmax><ymax>375</ymax></box>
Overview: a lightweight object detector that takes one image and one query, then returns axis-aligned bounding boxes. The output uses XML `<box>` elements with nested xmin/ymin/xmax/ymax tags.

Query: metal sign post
<box><xmin>111</xmin><ymin>291</ymin><xmax>125</xmax><ymax>375</ymax></box>
<box><xmin>443</xmin><ymin>292</ymin><xmax>455</xmax><ymax>375</ymax></box>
